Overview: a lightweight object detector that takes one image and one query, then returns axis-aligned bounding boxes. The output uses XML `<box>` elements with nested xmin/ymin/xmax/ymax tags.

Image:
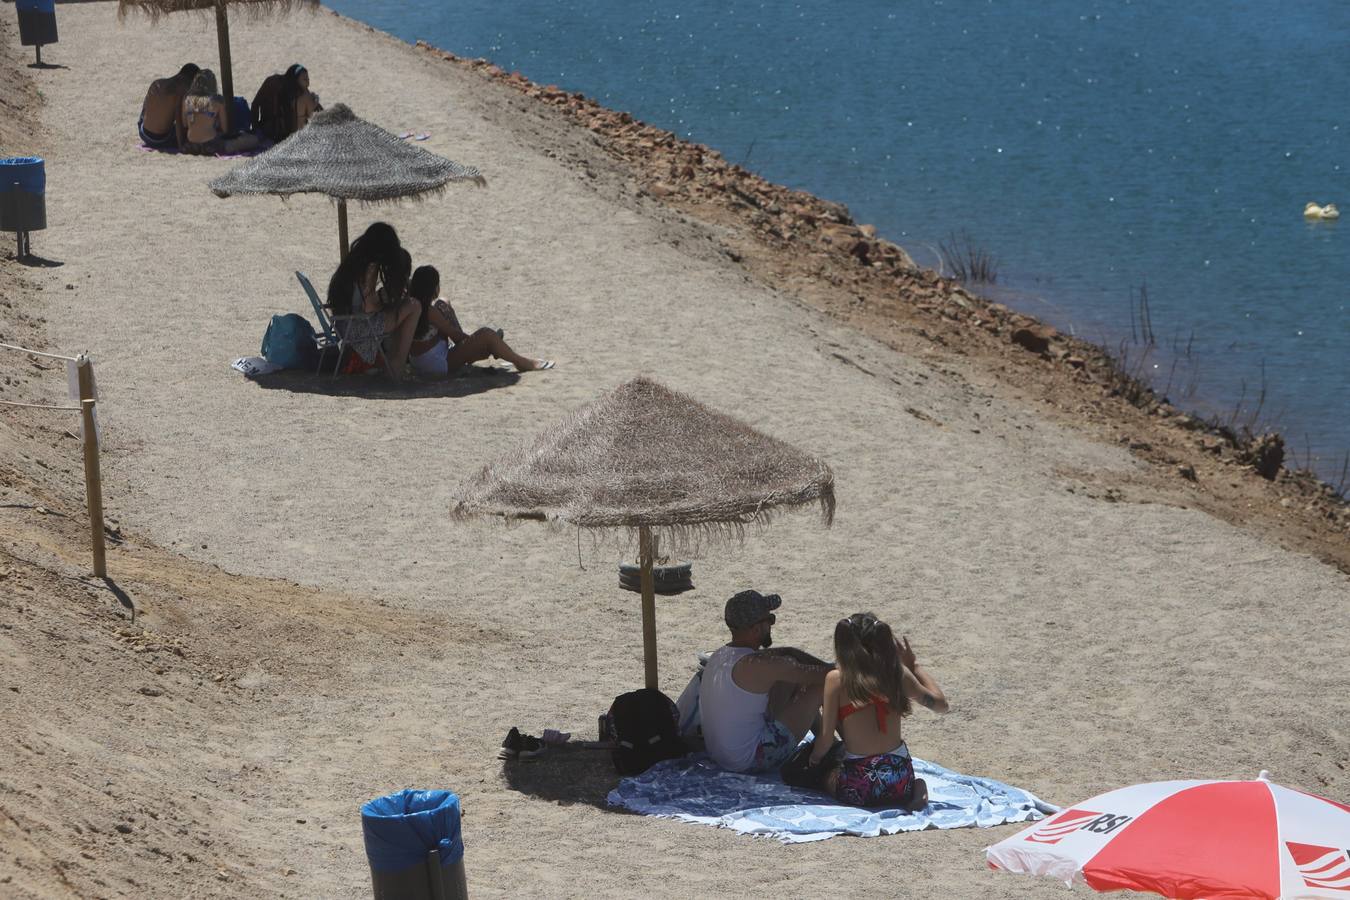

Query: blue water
<box><xmin>328</xmin><ymin>0</ymin><xmax>1350</xmax><ymax>481</ymax></box>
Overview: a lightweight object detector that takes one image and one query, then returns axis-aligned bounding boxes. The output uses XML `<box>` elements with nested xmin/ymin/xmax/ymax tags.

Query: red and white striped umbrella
<box><xmin>986</xmin><ymin>773</ymin><xmax>1350</xmax><ymax>898</ymax></box>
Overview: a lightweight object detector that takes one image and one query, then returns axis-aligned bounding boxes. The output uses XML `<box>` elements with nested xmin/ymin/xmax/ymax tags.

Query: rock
<box><xmin>1065</xmin><ymin>355</ymin><xmax>1086</xmax><ymax>369</ymax></box>
<box><xmin>1010</xmin><ymin>325</ymin><xmax>1054</xmax><ymax>355</ymax></box>
<box><xmin>138</xmin><ymin>687</ymin><xmax>163</xmax><ymax>697</ymax></box>
<box><xmin>647</xmin><ymin>183</ymin><xmax>674</xmax><ymax>199</ymax></box>
<box><xmin>858</xmin><ymin>224</ymin><xmax>878</xmax><ymax>239</ymax></box>
<box><xmin>115</xmin><ymin>823</ymin><xmax>133</xmax><ymax>834</ymax></box>
<box><xmin>1236</xmin><ymin>432</ymin><xmax>1284</xmax><ymax>480</ymax></box>
<box><xmin>1178</xmin><ymin>464</ymin><xmax>1197</xmax><ymax>481</ymax></box>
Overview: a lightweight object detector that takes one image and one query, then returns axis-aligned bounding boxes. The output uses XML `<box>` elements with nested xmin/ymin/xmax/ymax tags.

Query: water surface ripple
<box><xmin>328</xmin><ymin>0</ymin><xmax>1350</xmax><ymax>479</ymax></box>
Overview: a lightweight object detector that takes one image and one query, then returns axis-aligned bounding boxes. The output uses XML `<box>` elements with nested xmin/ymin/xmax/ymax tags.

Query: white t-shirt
<box><xmin>699</xmin><ymin>645</ymin><xmax>769</xmax><ymax>772</ymax></box>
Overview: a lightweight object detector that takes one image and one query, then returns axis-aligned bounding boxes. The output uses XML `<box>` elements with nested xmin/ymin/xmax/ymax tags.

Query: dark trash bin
<box><xmin>16</xmin><ymin>0</ymin><xmax>58</xmax><ymax>50</ymax></box>
<box><xmin>0</xmin><ymin>157</ymin><xmax>46</xmax><ymax>258</ymax></box>
<box><xmin>361</xmin><ymin>789</ymin><xmax>468</xmax><ymax>900</ymax></box>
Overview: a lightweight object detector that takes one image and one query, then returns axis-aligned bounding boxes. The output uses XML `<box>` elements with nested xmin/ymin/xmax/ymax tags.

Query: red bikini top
<box><xmin>838</xmin><ymin>696</ymin><xmax>891</xmax><ymax>733</ymax></box>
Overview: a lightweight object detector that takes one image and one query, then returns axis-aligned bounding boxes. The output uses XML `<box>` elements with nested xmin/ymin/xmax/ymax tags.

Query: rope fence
<box><xmin>0</xmin><ymin>399</ymin><xmax>83</xmax><ymax>411</ymax></box>
<box><xmin>0</xmin><ymin>340</ymin><xmax>79</xmax><ymax>362</ymax></box>
<box><xmin>0</xmin><ymin>342</ymin><xmax>107</xmax><ymax>577</ymax></box>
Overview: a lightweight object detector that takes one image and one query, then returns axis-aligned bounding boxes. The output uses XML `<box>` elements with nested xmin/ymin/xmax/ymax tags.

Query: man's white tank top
<box><xmin>699</xmin><ymin>645</ymin><xmax>768</xmax><ymax>772</ymax></box>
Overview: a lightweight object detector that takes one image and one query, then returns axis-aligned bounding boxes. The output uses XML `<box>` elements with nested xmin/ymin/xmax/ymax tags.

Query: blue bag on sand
<box><xmin>229</xmin><ymin>96</ymin><xmax>251</xmax><ymax>137</ymax></box>
<box><xmin>260</xmin><ymin>313</ymin><xmax>318</xmax><ymax>370</ymax></box>
<box><xmin>361</xmin><ymin>790</ymin><xmax>465</xmax><ymax>870</ymax></box>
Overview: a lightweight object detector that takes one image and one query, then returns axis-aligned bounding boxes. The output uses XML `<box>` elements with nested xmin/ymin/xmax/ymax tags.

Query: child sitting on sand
<box><xmin>806</xmin><ymin>613</ymin><xmax>948</xmax><ymax>809</ymax></box>
<box><xmin>406</xmin><ymin>264</ymin><xmax>554</xmax><ymax>375</ymax></box>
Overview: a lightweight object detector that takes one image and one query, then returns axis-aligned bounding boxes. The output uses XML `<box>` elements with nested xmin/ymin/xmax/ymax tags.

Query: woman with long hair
<box><xmin>806</xmin><ymin>612</ymin><xmax>948</xmax><ymax>809</ymax></box>
<box><xmin>251</xmin><ymin>64</ymin><xmax>322</xmax><ymax>141</ymax></box>
<box><xmin>406</xmin><ymin>264</ymin><xmax>554</xmax><ymax>375</ymax></box>
<box><xmin>180</xmin><ymin>69</ymin><xmax>258</xmax><ymax>156</ymax></box>
<box><xmin>325</xmin><ymin>223</ymin><xmax>421</xmax><ymax>378</ymax></box>
<box><xmin>286</xmin><ymin>65</ymin><xmax>323</xmax><ymax>132</ymax></box>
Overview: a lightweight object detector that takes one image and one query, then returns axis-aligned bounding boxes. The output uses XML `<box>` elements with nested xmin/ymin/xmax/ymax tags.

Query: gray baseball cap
<box><xmin>724</xmin><ymin>590</ymin><xmax>782</xmax><ymax>630</ymax></box>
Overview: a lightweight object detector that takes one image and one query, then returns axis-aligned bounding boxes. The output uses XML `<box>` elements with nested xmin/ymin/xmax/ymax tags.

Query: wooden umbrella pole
<box><xmin>338</xmin><ymin>199</ymin><xmax>350</xmax><ymax>259</ymax></box>
<box><xmin>214</xmin><ymin>0</ymin><xmax>234</xmax><ymax>134</ymax></box>
<box><xmin>639</xmin><ymin>525</ymin><xmax>658</xmax><ymax>690</ymax></box>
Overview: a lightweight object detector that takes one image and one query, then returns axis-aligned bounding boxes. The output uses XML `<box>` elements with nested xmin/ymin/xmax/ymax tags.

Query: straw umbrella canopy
<box><xmin>452</xmin><ymin>377</ymin><xmax>835</xmax><ymax>689</ymax></box>
<box><xmin>208</xmin><ymin>103</ymin><xmax>486</xmax><ymax>259</ymax></box>
<box><xmin>117</xmin><ymin>0</ymin><xmax>318</xmax><ymax>133</ymax></box>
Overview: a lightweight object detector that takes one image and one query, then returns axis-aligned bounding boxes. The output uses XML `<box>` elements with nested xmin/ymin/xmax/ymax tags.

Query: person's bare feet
<box><xmin>905</xmin><ymin>777</ymin><xmax>929</xmax><ymax>812</ymax></box>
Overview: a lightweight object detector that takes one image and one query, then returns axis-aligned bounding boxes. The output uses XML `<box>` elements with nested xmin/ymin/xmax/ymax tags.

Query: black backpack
<box><xmin>601</xmin><ymin>688</ymin><xmax>688</xmax><ymax>775</ymax></box>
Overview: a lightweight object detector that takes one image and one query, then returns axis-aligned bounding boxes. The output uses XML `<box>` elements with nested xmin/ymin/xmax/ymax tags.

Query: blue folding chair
<box><xmin>295</xmin><ymin>271</ymin><xmax>393</xmax><ymax>377</ymax></box>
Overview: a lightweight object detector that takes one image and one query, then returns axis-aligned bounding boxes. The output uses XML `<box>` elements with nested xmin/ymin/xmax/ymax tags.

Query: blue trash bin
<box><xmin>0</xmin><ymin>157</ymin><xmax>46</xmax><ymax>257</ymax></box>
<box><xmin>16</xmin><ymin>0</ymin><xmax>58</xmax><ymax>50</ymax></box>
<box><xmin>361</xmin><ymin>790</ymin><xmax>468</xmax><ymax>900</ymax></box>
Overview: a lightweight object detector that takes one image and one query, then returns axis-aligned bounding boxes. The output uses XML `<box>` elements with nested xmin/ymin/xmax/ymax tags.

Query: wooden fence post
<box><xmin>76</xmin><ymin>357</ymin><xmax>106</xmax><ymax>578</ymax></box>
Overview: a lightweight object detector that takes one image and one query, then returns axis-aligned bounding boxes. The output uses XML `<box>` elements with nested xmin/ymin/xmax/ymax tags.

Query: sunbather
<box><xmin>251</xmin><ymin>64</ymin><xmax>322</xmax><ymax>142</ymax></box>
<box><xmin>807</xmin><ymin>613</ymin><xmax>948</xmax><ymax>809</ymax></box>
<box><xmin>138</xmin><ymin>63</ymin><xmax>199</xmax><ymax>150</ymax></box>
<box><xmin>325</xmin><ymin>223</ymin><xmax>421</xmax><ymax>378</ymax></box>
<box><xmin>406</xmin><ymin>265</ymin><xmax>554</xmax><ymax>374</ymax></box>
<box><xmin>180</xmin><ymin>69</ymin><xmax>259</xmax><ymax>156</ymax></box>
<box><xmin>699</xmin><ymin>591</ymin><xmax>833</xmax><ymax>773</ymax></box>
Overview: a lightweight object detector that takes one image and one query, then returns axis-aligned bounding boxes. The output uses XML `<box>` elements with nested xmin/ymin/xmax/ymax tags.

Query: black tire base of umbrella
<box><xmin>619</xmin><ymin>561</ymin><xmax>693</xmax><ymax>595</ymax></box>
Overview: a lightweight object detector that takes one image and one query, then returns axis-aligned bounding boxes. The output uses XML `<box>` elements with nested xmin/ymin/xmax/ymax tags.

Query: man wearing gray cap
<box><xmin>698</xmin><ymin>590</ymin><xmax>833</xmax><ymax>773</ymax></box>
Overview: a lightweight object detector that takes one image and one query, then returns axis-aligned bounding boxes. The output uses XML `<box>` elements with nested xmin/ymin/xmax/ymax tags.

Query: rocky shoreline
<box><xmin>400</xmin><ymin>30</ymin><xmax>1348</xmax><ymax>570</ymax></box>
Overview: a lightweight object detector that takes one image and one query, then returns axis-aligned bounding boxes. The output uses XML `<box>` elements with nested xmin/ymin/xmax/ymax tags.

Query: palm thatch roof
<box><xmin>117</xmin><ymin>0</ymin><xmax>317</xmax><ymax>21</ymax></box>
<box><xmin>452</xmin><ymin>377</ymin><xmax>835</xmax><ymax>542</ymax></box>
<box><xmin>208</xmin><ymin>104</ymin><xmax>485</xmax><ymax>204</ymax></box>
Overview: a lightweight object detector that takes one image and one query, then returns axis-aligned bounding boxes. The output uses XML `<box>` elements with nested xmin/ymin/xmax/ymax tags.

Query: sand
<box><xmin>1</xmin><ymin>4</ymin><xmax>1347</xmax><ymax>898</ymax></box>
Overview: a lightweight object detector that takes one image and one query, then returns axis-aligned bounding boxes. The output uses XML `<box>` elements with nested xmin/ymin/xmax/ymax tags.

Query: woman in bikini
<box><xmin>180</xmin><ymin>69</ymin><xmax>258</xmax><ymax>156</ymax></box>
<box><xmin>807</xmin><ymin>612</ymin><xmax>949</xmax><ymax>809</ymax></box>
<box><xmin>406</xmin><ymin>264</ymin><xmax>554</xmax><ymax>375</ymax></box>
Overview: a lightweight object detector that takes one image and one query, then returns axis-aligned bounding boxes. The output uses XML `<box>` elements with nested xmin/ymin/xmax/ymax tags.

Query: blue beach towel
<box><xmin>606</xmin><ymin>753</ymin><xmax>1057</xmax><ymax>843</ymax></box>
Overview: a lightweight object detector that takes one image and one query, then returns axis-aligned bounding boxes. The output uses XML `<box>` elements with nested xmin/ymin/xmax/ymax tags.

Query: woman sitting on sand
<box><xmin>180</xmin><ymin>69</ymin><xmax>259</xmax><ymax>156</ymax></box>
<box><xmin>406</xmin><ymin>264</ymin><xmax>554</xmax><ymax>375</ymax></box>
<box><xmin>325</xmin><ymin>223</ymin><xmax>421</xmax><ymax>378</ymax></box>
<box><xmin>251</xmin><ymin>64</ymin><xmax>322</xmax><ymax>142</ymax></box>
<box><xmin>806</xmin><ymin>613</ymin><xmax>948</xmax><ymax>809</ymax></box>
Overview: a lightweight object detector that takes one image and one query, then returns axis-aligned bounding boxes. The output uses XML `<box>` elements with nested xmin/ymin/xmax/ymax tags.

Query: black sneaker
<box><xmin>516</xmin><ymin>732</ymin><xmax>545</xmax><ymax>760</ymax></box>
<box><xmin>498</xmin><ymin>727</ymin><xmax>546</xmax><ymax>761</ymax></box>
<box><xmin>498</xmin><ymin>726</ymin><xmax>523</xmax><ymax>760</ymax></box>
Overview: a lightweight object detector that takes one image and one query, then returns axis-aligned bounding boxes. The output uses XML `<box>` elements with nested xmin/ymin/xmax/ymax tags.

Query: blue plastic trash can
<box><xmin>361</xmin><ymin>790</ymin><xmax>468</xmax><ymax>900</ymax></box>
<box><xmin>0</xmin><ymin>157</ymin><xmax>46</xmax><ymax>256</ymax></box>
<box><xmin>16</xmin><ymin>0</ymin><xmax>58</xmax><ymax>49</ymax></box>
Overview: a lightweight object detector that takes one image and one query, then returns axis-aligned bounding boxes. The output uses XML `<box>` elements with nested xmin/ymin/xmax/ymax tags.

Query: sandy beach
<box><xmin>1</xmin><ymin>4</ymin><xmax>1347</xmax><ymax>898</ymax></box>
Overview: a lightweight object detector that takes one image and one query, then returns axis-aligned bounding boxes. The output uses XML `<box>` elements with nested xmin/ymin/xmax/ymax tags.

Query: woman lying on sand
<box><xmin>406</xmin><ymin>264</ymin><xmax>554</xmax><ymax>375</ymax></box>
<box><xmin>807</xmin><ymin>613</ymin><xmax>948</xmax><ymax>809</ymax></box>
<box><xmin>180</xmin><ymin>69</ymin><xmax>258</xmax><ymax>156</ymax></box>
<box><xmin>326</xmin><ymin>223</ymin><xmax>421</xmax><ymax>379</ymax></box>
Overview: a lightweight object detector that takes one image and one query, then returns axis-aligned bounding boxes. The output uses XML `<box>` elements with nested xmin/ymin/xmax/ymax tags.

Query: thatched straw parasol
<box><xmin>117</xmin><ymin>0</ymin><xmax>318</xmax><ymax>133</ymax></box>
<box><xmin>453</xmin><ymin>376</ymin><xmax>835</xmax><ymax>689</ymax></box>
<box><xmin>208</xmin><ymin>103</ymin><xmax>486</xmax><ymax>258</ymax></box>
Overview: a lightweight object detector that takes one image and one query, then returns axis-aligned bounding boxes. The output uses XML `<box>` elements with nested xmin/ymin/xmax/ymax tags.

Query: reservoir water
<box><xmin>327</xmin><ymin>0</ymin><xmax>1350</xmax><ymax>483</ymax></box>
